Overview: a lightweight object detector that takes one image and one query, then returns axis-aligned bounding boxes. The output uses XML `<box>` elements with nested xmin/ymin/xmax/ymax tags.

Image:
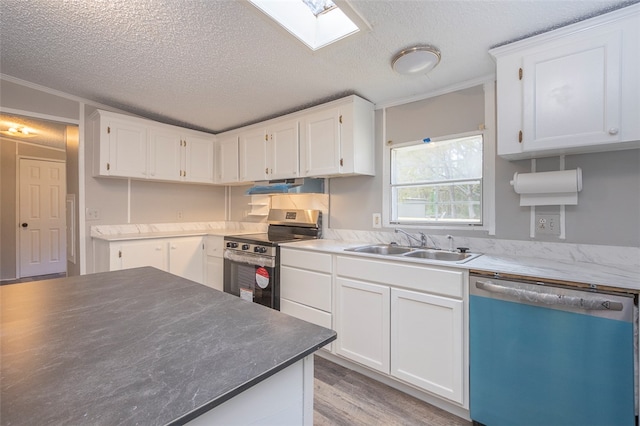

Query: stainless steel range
<box><xmin>223</xmin><ymin>209</ymin><xmax>322</xmax><ymax>310</ymax></box>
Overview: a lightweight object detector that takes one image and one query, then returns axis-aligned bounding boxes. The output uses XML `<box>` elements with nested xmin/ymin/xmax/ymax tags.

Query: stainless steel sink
<box><xmin>344</xmin><ymin>244</ymin><xmax>480</xmax><ymax>263</ymax></box>
<box><xmin>402</xmin><ymin>249</ymin><xmax>479</xmax><ymax>262</ymax></box>
<box><xmin>345</xmin><ymin>244</ymin><xmax>415</xmax><ymax>255</ymax></box>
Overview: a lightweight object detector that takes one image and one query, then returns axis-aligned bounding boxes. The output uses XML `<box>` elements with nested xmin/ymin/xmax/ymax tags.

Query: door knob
<box><xmin>21</xmin><ymin>223</ymin><xmax>28</xmax><ymax>228</ymax></box>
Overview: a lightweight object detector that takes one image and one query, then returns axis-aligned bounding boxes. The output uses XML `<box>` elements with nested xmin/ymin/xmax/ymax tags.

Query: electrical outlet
<box><xmin>372</xmin><ymin>213</ymin><xmax>381</xmax><ymax>228</ymax></box>
<box><xmin>177</xmin><ymin>210</ymin><xmax>184</xmax><ymax>219</ymax></box>
<box><xmin>536</xmin><ymin>213</ymin><xmax>560</xmax><ymax>236</ymax></box>
<box><xmin>86</xmin><ymin>208</ymin><xmax>99</xmax><ymax>220</ymax></box>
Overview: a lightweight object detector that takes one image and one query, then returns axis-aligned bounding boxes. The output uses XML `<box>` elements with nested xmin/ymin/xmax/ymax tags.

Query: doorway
<box><xmin>0</xmin><ymin>113</ymin><xmax>77</xmax><ymax>281</ymax></box>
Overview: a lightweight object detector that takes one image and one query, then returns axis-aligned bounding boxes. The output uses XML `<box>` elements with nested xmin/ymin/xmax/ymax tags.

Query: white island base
<box><xmin>187</xmin><ymin>355</ymin><xmax>314</xmax><ymax>425</ymax></box>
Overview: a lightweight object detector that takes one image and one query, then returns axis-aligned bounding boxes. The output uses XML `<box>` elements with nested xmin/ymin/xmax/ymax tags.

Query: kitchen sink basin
<box><xmin>402</xmin><ymin>249</ymin><xmax>478</xmax><ymax>262</ymax></box>
<box><xmin>345</xmin><ymin>244</ymin><xmax>415</xmax><ymax>255</ymax></box>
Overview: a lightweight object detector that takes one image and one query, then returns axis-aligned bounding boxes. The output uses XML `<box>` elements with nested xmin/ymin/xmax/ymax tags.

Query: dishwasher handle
<box><xmin>475</xmin><ymin>280</ymin><xmax>624</xmax><ymax>311</ymax></box>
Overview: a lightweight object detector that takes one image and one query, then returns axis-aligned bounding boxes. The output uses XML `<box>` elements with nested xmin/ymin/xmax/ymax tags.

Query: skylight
<box><xmin>248</xmin><ymin>0</ymin><xmax>362</xmax><ymax>50</ymax></box>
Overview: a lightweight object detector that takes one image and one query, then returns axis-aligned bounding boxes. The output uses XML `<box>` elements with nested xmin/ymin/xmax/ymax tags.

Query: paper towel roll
<box><xmin>510</xmin><ymin>168</ymin><xmax>582</xmax><ymax>206</ymax></box>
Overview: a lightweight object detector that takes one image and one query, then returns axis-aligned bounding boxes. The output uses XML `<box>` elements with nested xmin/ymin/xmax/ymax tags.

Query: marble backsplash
<box><xmin>323</xmin><ymin>228</ymin><xmax>640</xmax><ymax>269</ymax></box>
<box><xmin>91</xmin><ymin>222</ymin><xmax>639</xmax><ymax>269</ymax></box>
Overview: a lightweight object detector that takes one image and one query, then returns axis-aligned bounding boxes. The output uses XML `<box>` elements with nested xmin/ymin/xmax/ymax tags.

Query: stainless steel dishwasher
<box><xmin>469</xmin><ymin>273</ymin><xmax>637</xmax><ymax>426</ymax></box>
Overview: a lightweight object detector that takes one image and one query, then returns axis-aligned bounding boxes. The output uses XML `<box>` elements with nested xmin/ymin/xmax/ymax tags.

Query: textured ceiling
<box><xmin>1</xmin><ymin>0</ymin><xmax>637</xmax><ymax>134</ymax></box>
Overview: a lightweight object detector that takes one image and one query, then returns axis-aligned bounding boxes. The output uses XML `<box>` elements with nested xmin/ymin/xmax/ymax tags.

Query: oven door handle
<box><xmin>475</xmin><ymin>280</ymin><xmax>624</xmax><ymax>311</ymax></box>
<box><xmin>224</xmin><ymin>250</ymin><xmax>276</xmax><ymax>268</ymax></box>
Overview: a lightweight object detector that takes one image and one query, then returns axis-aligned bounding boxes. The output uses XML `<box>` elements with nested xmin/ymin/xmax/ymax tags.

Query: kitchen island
<box><xmin>0</xmin><ymin>267</ymin><xmax>336</xmax><ymax>425</ymax></box>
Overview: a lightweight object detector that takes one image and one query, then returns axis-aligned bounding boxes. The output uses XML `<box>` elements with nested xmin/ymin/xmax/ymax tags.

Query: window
<box><xmin>390</xmin><ymin>134</ymin><xmax>483</xmax><ymax>225</ymax></box>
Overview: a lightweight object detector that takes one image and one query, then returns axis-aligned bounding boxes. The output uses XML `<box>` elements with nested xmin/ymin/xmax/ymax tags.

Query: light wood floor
<box><xmin>314</xmin><ymin>356</ymin><xmax>471</xmax><ymax>426</ymax></box>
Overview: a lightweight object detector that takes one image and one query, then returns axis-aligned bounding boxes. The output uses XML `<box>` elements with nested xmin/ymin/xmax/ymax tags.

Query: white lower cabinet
<box><xmin>168</xmin><ymin>236</ymin><xmax>204</xmax><ymax>283</ymax></box>
<box><xmin>116</xmin><ymin>239</ymin><xmax>167</xmax><ymax>271</ymax></box>
<box><xmin>335</xmin><ymin>277</ymin><xmax>390</xmax><ymax>373</ymax></box>
<box><xmin>391</xmin><ymin>288</ymin><xmax>463</xmax><ymax>404</ymax></box>
<box><xmin>280</xmin><ymin>248</ymin><xmax>333</xmax><ymax>350</ymax></box>
<box><xmin>335</xmin><ymin>255</ymin><xmax>466</xmax><ymax>405</ymax></box>
<box><xmin>205</xmin><ymin>235</ymin><xmax>224</xmax><ymax>291</ymax></box>
<box><xmin>94</xmin><ymin>236</ymin><xmax>204</xmax><ymax>284</ymax></box>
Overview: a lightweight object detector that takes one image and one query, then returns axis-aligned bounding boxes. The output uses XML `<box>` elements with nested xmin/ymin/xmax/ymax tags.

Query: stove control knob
<box><xmin>241</xmin><ymin>244</ymin><xmax>250</xmax><ymax>250</ymax></box>
<box><xmin>227</xmin><ymin>242</ymin><xmax>238</xmax><ymax>249</ymax></box>
<box><xmin>254</xmin><ymin>246</ymin><xmax>267</xmax><ymax>254</ymax></box>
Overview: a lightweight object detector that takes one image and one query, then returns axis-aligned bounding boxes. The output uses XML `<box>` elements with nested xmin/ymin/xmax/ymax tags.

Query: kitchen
<box><xmin>1</xmin><ymin>0</ymin><xmax>640</xmax><ymax>425</ymax></box>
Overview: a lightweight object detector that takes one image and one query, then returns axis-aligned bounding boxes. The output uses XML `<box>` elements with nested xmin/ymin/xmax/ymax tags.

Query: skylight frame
<box><xmin>248</xmin><ymin>0</ymin><xmax>363</xmax><ymax>51</ymax></box>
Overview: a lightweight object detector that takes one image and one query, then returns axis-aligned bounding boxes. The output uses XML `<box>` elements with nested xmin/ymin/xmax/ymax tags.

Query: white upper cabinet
<box><xmin>300</xmin><ymin>95</ymin><xmax>375</xmax><ymax>177</ymax></box>
<box><xmin>216</xmin><ymin>135</ymin><xmax>240</xmax><ymax>184</ymax></box>
<box><xmin>239</xmin><ymin>118</ymin><xmax>300</xmax><ymax>182</ymax></box>
<box><xmin>267</xmin><ymin>118</ymin><xmax>299</xmax><ymax>180</ymax></box>
<box><xmin>183</xmin><ymin>135</ymin><xmax>215</xmax><ymax>183</ymax></box>
<box><xmin>491</xmin><ymin>4</ymin><xmax>640</xmax><ymax>159</ymax></box>
<box><xmin>93</xmin><ymin>112</ymin><xmax>148</xmax><ymax>178</ymax></box>
<box><xmin>239</xmin><ymin>127</ymin><xmax>269</xmax><ymax>182</ymax></box>
<box><xmin>148</xmin><ymin>128</ymin><xmax>182</xmax><ymax>181</ymax></box>
<box><xmin>91</xmin><ymin>110</ymin><xmax>215</xmax><ymax>184</ymax></box>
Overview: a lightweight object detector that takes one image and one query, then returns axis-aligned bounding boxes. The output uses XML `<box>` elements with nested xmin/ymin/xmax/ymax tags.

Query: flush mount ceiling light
<box><xmin>392</xmin><ymin>46</ymin><xmax>441</xmax><ymax>75</ymax></box>
<box><xmin>248</xmin><ymin>0</ymin><xmax>367</xmax><ymax>50</ymax></box>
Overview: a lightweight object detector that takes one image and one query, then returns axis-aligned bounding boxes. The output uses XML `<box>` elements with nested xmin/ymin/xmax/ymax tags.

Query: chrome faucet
<box><xmin>394</xmin><ymin>228</ymin><xmax>423</xmax><ymax>247</ymax></box>
<box><xmin>394</xmin><ymin>228</ymin><xmax>440</xmax><ymax>249</ymax></box>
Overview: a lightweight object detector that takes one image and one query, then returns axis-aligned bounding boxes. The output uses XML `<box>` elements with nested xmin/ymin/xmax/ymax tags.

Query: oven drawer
<box><xmin>281</xmin><ymin>266</ymin><xmax>331</xmax><ymax>312</ymax></box>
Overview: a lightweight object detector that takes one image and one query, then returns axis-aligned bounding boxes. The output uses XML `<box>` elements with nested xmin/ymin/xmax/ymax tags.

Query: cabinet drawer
<box><xmin>280</xmin><ymin>299</ymin><xmax>332</xmax><ymax>329</ymax></box>
<box><xmin>281</xmin><ymin>249</ymin><xmax>332</xmax><ymax>273</ymax></box>
<box><xmin>336</xmin><ymin>256</ymin><xmax>463</xmax><ymax>298</ymax></box>
<box><xmin>281</xmin><ymin>266</ymin><xmax>331</xmax><ymax>312</ymax></box>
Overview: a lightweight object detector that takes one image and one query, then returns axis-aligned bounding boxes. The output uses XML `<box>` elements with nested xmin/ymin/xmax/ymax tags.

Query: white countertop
<box><xmin>281</xmin><ymin>239</ymin><xmax>640</xmax><ymax>292</ymax></box>
<box><xmin>91</xmin><ymin>229</ymin><xmax>255</xmax><ymax>242</ymax></box>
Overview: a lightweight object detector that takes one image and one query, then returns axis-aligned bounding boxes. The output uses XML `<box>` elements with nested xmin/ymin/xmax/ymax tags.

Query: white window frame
<box><xmin>381</xmin><ymin>82</ymin><xmax>496</xmax><ymax>235</ymax></box>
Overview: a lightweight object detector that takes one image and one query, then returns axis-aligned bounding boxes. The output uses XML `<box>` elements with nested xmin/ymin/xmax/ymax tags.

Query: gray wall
<box><xmin>328</xmin><ymin>85</ymin><xmax>640</xmax><ymax>247</ymax></box>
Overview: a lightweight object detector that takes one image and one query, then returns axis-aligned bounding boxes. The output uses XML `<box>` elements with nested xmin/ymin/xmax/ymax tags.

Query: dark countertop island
<box><xmin>1</xmin><ymin>267</ymin><xmax>336</xmax><ymax>425</ymax></box>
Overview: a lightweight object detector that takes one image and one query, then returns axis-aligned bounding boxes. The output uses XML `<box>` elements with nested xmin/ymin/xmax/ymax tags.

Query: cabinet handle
<box><xmin>518</xmin><ymin>67</ymin><xmax>523</xmax><ymax>80</ymax></box>
<box><xmin>265</xmin><ymin>167</ymin><xmax>269</xmax><ymax>174</ymax></box>
<box><xmin>118</xmin><ymin>250</ymin><xmax>122</xmax><ymax>258</ymax></box>
<box><xmin>609</xmin><ymin>128</ymin><xmax>619</xmax><ymax>135</ymax></box>
<box><xmin>518</xmin><ymin>130</ymin><xmax>523</xmax><ymax>143</ymax></box>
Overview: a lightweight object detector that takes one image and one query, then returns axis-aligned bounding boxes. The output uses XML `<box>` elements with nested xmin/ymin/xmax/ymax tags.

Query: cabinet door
<box><xmin>335</xmin><ymin>277</ymin><xmax>390</xmax><ymax>374</ymax></box>
<box><xmin>300</xmin><ymin>106</ymin><xmax>341</xmax><ymax>177</ymax></box>
<box><xmin>391</xmin><ymin>288</ymin><xmax>463</xmax><ymax>404</ymax></box>
<box><xmin>118</xmin><ymin>240</ymin><xmax>167</xmax><ymax>271</ymax></box>
<box><xmin>184</xmin><ymin>135</ymin><xmax>215</xmax><ymax>183</ymax></box>
<box><xmin>522</xmin><ymin>29</ymin><xmax>622</xmax><ymax>151</ymax></box>
<box><xmin>148</xmin><ymin>128</ymin><xmax>182</xmax><ymax>181</ymax></box>
<box><xmin>169</xmin><ymin>237</ymin><xmax>204</xmax><ymax>283</ymax></box>
<box><xmin>217</xmin><ymin>136</ymin><xmax>240</xmax><ymax>184</ymax></box>
<box><xmin>107</xmin><ymin>118</ymin><xmax>148</xmax><ymax>178</ymax></box>
<box><xmin>239</xmin><ymin>128</ymin><xmax>268</xmax><ymax>182</ymax></box>
<box><xmin>205</xmin><ymin>256</ymin><xmax>224</xmax><ymax>291</ymax></box>
<box><xmin>268</xmin><ymin>119</ymin><xmax>299</xmax><ymax>180</ymax></box>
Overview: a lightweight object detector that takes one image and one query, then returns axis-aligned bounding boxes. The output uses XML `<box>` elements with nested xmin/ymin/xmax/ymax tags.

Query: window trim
<box><xmin>381</xmin><ymin>81</ymin><xmax>496</xmax><ymax>234</ymax></box>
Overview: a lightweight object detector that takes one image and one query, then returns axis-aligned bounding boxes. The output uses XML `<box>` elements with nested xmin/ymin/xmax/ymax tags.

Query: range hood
<box><xmin>245</xmin><ymin>178</ymin><xmax>324</xmax><ymax>195</ymax></box>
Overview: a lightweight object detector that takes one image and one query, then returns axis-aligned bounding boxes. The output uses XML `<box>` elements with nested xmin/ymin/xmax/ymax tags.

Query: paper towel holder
<box><xmin>510</xmin><ymin>168</ymin><xmax>582</xmax><ymax>206</ymax></box>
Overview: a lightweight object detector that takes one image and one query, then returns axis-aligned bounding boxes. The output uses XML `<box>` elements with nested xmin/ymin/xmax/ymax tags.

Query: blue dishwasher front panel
<box><xmin>470</xmin><ymin>294</ymin><xmax>635</xmax><ymax>426</ymax></box>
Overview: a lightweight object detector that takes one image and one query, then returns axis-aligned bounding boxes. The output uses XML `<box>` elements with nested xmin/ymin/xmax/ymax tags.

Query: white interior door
<box><xmin>19</xmin><ymin>158</ymin><xmax>66</xmax><ymax>277</ymax></box>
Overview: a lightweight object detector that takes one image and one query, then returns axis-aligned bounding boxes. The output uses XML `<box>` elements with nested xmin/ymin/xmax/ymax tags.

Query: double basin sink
<box><xmin>344</xmin><ymin>244</ymin><xmax>481</xmax><ymax>263</ymax></box>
